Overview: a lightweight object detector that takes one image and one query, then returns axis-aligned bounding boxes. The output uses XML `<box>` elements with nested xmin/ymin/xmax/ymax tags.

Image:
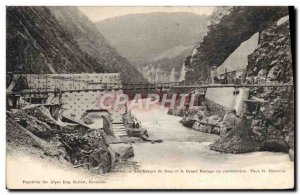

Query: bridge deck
<box><xmin>6</xmin><ymin>83</ymin><xmax>293</xmax><ymax>95</ymax></box>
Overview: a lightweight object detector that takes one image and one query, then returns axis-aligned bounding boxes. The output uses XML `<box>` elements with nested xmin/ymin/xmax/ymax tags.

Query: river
<box><xmin>131</xmin><ymin>104</ymin><xmax>292</xmax><ymax>170</ymax></box>
<box><xmin>125</xmin><ymin>104</ymin><xmax>294</xmax><ymax>189</ymax></box>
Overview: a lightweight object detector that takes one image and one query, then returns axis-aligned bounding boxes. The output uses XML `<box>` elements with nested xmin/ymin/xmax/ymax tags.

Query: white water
<box><xmin>169</xmin><ymin>67</ymin><xmax>176</xmax><ymax>82</ymax></box>
<box><xmin>131</xmin><ymin>105</ymin><xmax>293</xmax><ymax>171</ymax></box>
<box><xmin>126</xmin><ymin>105</ymin><xmax>294</xmax><ymax>188</ymax></box>
<box><xmin>178</xmin><ymin>63</ymin><xmax>186</xmax><ymax>82</ymax></box>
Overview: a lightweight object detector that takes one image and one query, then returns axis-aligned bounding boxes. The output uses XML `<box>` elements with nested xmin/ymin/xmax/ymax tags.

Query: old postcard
<box><xmin>6</xmin><ymin>6</ymin><xmax>295</xmax><ymax>190</ymax></box>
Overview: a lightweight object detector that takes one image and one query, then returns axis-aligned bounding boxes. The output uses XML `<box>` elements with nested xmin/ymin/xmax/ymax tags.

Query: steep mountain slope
<box><xmin>210</xmin><ymin>14</ymin><xmax>294</xmax><ymax>156</ymax></box>
<box><xmin>246</xmin><ymin>15</ymin><xmax>294</xmax><ymax>153</ymax></box>
<box><xmin>96</xmin><ymin>12</ymin><xmax>208</xmax><ymax>65</ymax></box>
<box><xmin>185</xmin><ymin>6</ymin><xmax>289</xmax><ymax>82</ymax></box>
<box><xmin>6</xmin><ymin>6</ymin><xmax>146</xmax><ymax>83</ymax></box>
<box><xmin>216</xmin><ymin>32</ymin><xmax>259</xmax><ymax>74</ymax></box>
<box><xmin>206</xmin><ymin>6</ymin><xmax>232</xmax><ymax>27</ymax></box>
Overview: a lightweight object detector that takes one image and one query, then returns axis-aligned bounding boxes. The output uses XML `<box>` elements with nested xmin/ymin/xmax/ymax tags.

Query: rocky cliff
<box><xmin>184</xmin><ymin>7</ymin><xmax>289</xmax><ymax>82</ymax></box>
<box><xmin>210</xmin><ymin>14</ymin><xmax>294</xmax><ymax>158</ymax></box>
<box><xmin>6</xmin><ymin>6</ymin><xmax>146</xmax><ymax>83</ymax></box>
<box><xmin>176</xmin><ymin>7</ymin><xmax>294</xmax><ymax>158</ymax></box>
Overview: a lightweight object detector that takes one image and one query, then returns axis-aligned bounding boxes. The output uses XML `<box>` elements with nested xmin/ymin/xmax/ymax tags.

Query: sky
<box><xmin>78</xmin><ymin>6</ymin><xmax>215</xmax><ymax>22</ymax></box>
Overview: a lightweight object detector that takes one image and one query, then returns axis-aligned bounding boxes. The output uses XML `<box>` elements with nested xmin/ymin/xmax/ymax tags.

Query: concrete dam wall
<box><xmin>205</xmin><ymin>87</ymin><xmax>249</xmax><ymax>116</ymax></box>
<box><xmin>21</xmin><ymin>73</ymin><xmax>124</xmax><ymax>119</ymax></box>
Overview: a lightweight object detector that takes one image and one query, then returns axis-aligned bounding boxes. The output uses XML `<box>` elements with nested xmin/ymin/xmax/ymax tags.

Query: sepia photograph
<box><xmin>5</xmin><ymin>5</ymin><xmax>295</xmax><ymax>190</ymax></box>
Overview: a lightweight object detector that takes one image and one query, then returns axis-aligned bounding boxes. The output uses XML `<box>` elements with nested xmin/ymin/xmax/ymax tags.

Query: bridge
<box><xmin>6</xmin><ymin>73</ymin><xmax>293</xmax><ymax>96</ymax></box>
<box><xmin>6</xmin><ymin>73</ymin><xmax>294</xmax><ymax>114</ymax></box>
<box><xmin>7</xmin><ymin>82</ymin><xmax>293</xmax><ymax>95</ymax></box>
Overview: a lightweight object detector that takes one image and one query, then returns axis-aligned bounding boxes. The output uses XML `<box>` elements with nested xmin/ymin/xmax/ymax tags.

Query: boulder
<box><xmin>207</xmin><ymin>115</ymin><xmax>221</xmax><ymax>125</ymax></box>
<box><xmin>222</xmin><ymin>112</ymin><xmax>238</xmax><ymax>130</ymax></box>
<box><xmin>180</xmin><ymin>117</ymin><xmax>196</xmax><ymax>128</ymax></box>
<box><xmin>127</xmin><ymin>128</ymin><xmax>148</xmax><ymax>138</ymax></box>
<box><xmin>110</xmin><ymin>144</ymin><xmax>134</xmax><ymax>159</ymax></box>
<box><xmin>210</xmin><ymin>118</ymin><xmax>262</xmax><ymax>154</ymax></box>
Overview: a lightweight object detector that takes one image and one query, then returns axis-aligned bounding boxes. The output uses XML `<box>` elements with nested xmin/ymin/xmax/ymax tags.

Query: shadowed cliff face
<box><xmin>246</xmin><ymin>16</ymin><xmax>294</xmax><ymax>153</ymax></box>
<box><xmin>7</xmin><ymin>7</ymin><xmax>88</xmax><ymax>74</ymax></box>
<box><xmin>209</xmin><ymin>14</ymin><xmax>294</xmax><ymax>156</ymax></box>
<box><xmin>185</xmin><ymin>6</ymin><xmax>289</xmax><ymax>82</ymax></box>
<box><xmin>6</xmin><ymin>6</ymin><xmax>146</xmax><ymax>83</ymax></box>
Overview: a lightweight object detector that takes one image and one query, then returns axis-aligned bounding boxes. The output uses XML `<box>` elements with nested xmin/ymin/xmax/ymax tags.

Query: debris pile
<box><xmin>59</xmin><ymin>129</ymin><xmax>113</xmax><ymax>174</ymax></box>
<box><xmin>23</xmin><ymin>105</ymin><xmax>59</xmax><ymax>128</ymax></box>
<box><xmin>6</xmin><ymin>103</ymin><xmax>137</xmax><ymax>174</ymax></box>
<box><xmin>7</xmin><ymin>109</ymin><xmax>55</xmax><ymax>139</ymax></box>
<box><xmin>6</xmin><ymin>116</ymin><xmax>63</xmax><ymax>158</ymax></box>
<box><xmin>210</xmin><ymin>116</ymin><xmax>262</xmax><ymax>154</ymax></box>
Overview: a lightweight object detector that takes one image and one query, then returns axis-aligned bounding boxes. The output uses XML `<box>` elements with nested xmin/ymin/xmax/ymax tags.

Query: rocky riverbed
<box><xmin>6</xmin><ymin>103</ymin><xmax>294</xmax><ymax>189</ymax></box>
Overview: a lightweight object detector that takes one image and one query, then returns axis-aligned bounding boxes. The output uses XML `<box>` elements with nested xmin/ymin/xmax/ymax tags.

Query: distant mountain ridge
<box><xmin>153</xmin><ymin>45</ymin><xmax>194</xmax><ymax>62</ymax></box>
<box><xmin>96</xmin><ymin>12</ymin><xmax>208</xmax><ymax>65</ymax></box>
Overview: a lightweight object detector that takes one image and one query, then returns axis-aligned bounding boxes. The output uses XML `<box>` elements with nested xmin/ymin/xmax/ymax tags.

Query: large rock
<box><xmin>222</xmin><ymin>111</ymin><xmax>239</xmax><ymax>130</ymax></box>
<box><xmin>110</xmin><ymin>144</ymin><xmax>134</xmax><ymax>159</ymax></box>
<box><xmin>210</xmin><ymin>118</ymin><xmax>262</xmax><ymax>153</ymax></box>
<box><xmin>127</xmin><ymin>128</ymin><xmax>148</xmax><ymax>138</ymax></box>
<box><xmin>192</xmin><ymin>115</ymin><xmax>221</xmax><ymax>135</ymax></box>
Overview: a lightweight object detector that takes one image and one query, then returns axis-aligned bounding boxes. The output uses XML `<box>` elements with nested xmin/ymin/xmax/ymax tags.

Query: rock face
<box><xmin>7</xmin><ymin>111</ymin><xmax>64</xmax><ymax>158</ymax></box>
<box><xmin>210</xmin><ymin>15</ymin><xmax>294</xmax><ymax>156</ymax></box>
<box><xmin>247</xmin><ymin>15</ymin><xmax>292</xmax><ymax>83</ymax></box>
<box><xmin>6</xmin><ymin>6</ymin><xmax>146</xmax><ymax>83</ymax></box>
<box><xmin>246</xmin><ymin>15</ymin><xmax>293</xmax><ymax>152</ymax></box>
<box><xmin>175</xmin><ymin>6</ymin><xmax>293</xmax><ymax>157</ymax></box>
<box><xmin>206</xmin><ymin>6</ymin><xmax>232</xmax><ymax>27</ymax></box>
<box><xmin>184</xmin><ymin>7</ymin><xmax>289</xmax><ymax>82</ymax></box>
